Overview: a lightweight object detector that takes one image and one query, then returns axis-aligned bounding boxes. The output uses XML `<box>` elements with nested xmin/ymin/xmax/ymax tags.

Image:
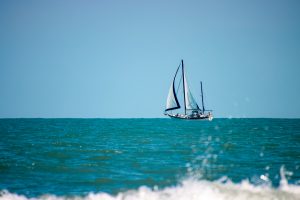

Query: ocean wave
<box><xmin>1</xmin><ymin>167</ymin><xmax>299</xmax><ymax>200</ymax></box>
<box><xmin>1</xmin><ymin>178</ymin><xmax>300</xmax><ymax>200</ymax></box>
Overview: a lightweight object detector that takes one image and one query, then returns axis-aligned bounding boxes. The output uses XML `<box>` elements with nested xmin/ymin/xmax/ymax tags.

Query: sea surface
<box><xmin>0</xmin><ymin>118</ymin><xmax>300</xmax><ymax>200</ymax></box>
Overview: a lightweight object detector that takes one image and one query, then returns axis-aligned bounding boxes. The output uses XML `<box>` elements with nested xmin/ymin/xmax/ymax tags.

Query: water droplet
<box><xmin>260</xmin><ymin>152</ymin><xmax>264</xmax><ymax>157</ymax></box>
<box><xmin>260</xmin><ymin>174</ymin><xmax>269</xmax><ymax>181</ymax></box>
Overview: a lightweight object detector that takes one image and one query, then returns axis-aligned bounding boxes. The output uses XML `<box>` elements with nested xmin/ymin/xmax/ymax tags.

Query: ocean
<box><xmin>0</xmin><ymin>118</ymin><xmax>299</xmax><ymax>200</ymax></box>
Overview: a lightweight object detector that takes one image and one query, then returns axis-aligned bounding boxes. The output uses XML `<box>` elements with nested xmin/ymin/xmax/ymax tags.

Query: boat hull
<box><xmin>165</xmin><ymin>113</ymin><xmax>213</xmax><ymax>121</ymax></box>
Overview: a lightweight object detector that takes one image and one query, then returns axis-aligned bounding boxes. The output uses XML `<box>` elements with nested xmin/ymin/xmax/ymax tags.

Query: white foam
<box><xmin>1</xmin><ymin>177</ymin><xmax>300</xmax><ymax>200</ymax></box>
<box><xmin>1</xmin><ymin>166</ymin><xmax>299</xmax><ymax>200</ymax></box>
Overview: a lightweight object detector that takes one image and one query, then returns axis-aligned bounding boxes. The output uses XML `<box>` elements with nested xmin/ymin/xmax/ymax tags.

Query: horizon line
<box><xmin>0</xmin><ymin>117</ymin><xmax>300</xmax><ymax>119</ymax></box>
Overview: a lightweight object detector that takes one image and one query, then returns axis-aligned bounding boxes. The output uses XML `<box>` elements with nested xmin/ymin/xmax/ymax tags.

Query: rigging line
<box><xmin>175</xmin><ymin>61</ymin><xmax>182</xmax><ymax>94</ymax></box>
<box><xmin>176</xmin><ymin>74</ymin><xmax>183</xmax><ymax>94</ymax></box>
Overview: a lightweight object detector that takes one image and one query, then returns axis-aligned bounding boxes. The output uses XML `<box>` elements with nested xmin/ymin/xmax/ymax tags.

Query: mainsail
<box><xmin>183</xmin><ymin>66</ymin><xmax>200</xmax><ymax>111</ymax></box>
<box><xmin>165</xmin><ymin>66</ymin><xmax>180</xmax><ymax>111</ymax></box>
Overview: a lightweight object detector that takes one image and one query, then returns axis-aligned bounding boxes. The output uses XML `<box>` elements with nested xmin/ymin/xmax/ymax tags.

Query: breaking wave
<box><xmin>1</xmin><ymin>169</ymin><xmax>300</xmax><ymax>200</ymax></box>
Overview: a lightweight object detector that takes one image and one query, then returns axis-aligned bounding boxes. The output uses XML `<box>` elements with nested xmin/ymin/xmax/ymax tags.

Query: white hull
<box><xmin>165</xmin><ymin>113</ymin><xmax>213</xmax><ymax>121</ymax></box>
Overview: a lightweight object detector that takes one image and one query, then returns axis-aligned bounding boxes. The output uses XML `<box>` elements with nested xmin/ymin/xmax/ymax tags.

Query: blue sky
<box><xmin>0</xmin><ymin>0</ymin><xmax>300</xmax><ymax>118</ymax></box>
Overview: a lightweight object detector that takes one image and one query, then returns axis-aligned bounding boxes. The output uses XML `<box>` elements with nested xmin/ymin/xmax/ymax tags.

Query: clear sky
<box><xmin>0</xmin><ymin>0</ymin><xmax>300</xmax><ymax>118</ymax></box>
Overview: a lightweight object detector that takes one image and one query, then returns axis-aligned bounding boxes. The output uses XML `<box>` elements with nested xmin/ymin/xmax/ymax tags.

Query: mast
<box><xmin>200</xmin><ymin>81</ymin><xmax>205</xmax><ymax>112</ymax></box>
<box><xmin>182</xmin><ymin>59</ymin><xmax>187</xmax><ymax>115</ymax></box>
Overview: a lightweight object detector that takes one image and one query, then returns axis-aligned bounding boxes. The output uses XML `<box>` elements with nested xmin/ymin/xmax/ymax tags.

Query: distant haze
<box><xmin>1</xmin><ymin>0</ymin><xmax>300</xmax><ymax>118</ymax></box>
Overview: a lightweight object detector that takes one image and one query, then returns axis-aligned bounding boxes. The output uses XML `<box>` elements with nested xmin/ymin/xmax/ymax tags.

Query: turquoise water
<box><xmin>0</xmin><ymin>118</ymin><xmax>300</xmax><ymax>200</ymax></box>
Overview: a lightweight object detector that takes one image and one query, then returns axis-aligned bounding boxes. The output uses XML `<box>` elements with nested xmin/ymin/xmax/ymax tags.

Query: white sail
<box><xmin>183</xmin><ymin>71</ymin><xmax>199</xmax><ymax>110</ymax></box>
<box><xmin>165</xmin><ymin>67</ymin><xmax>180</xmax><ymax>111</ymax></box>
<box><xmin>165</xmin><ymin>82</ymin><xmax>180</xmax><ymax>111</ymax></box>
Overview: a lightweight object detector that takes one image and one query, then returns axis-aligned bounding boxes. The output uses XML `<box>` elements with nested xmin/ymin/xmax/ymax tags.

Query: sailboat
<box><xmin>164</xmin><ymin>60</ymin><xmax>213</xmax><ymax>120</ymax></box>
